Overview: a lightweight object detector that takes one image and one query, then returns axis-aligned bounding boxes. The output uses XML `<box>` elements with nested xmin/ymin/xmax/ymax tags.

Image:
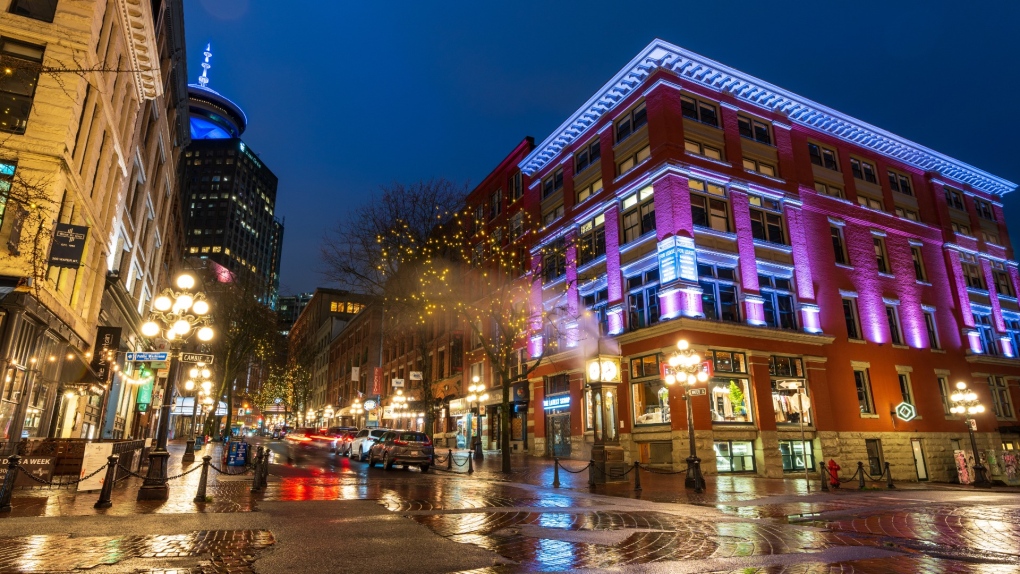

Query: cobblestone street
<box><xmin>0</xmin><ymin>441</ymin><xmax>1018</xmax><ymax>572</ymax></box>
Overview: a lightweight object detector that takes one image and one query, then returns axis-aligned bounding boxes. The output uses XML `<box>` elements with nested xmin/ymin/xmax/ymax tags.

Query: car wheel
<box><xmin>420</xmin><ymin>464</ymin><xmax>430</xmax><ymax>473</ymax></box>
<box><xmin>360</xmin><ymin>447</ymin><xmax>368</xmax><ymax>462</ymax></box>
<box><xmin>384</xmin><ymin>453</ymin><xmax>393</xmax><ymax>471</ymax></box>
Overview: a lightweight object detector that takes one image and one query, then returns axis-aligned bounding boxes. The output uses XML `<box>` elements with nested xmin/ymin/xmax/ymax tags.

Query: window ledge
<box><xmin>685</xmin><ymin>151</ymin><xmax>731</xmax><ymax>168</ymax></box>
<box><xmin>835</xmin><ymin>263</ymin><xmax>854</xmax><ymax>270</ymax></box>
<box><xmin>967</xmin><ymin>287</ymin><xmax>990</xmax><ymax>296</ymax></box>
<box><xmin>752</xmin><ymin>239</ymin><xmax>793</xmax><ymax>253</ymax></box>
<box><xmin>931</xmin><ymin>348</ymin><xmax>946</xmax><ymax>354</ymax></box>
<box><xmin>995</xmin><ymin>417</ymin><xmax>1019</xmax><ymax>423</ymax></box>
<box><xmin>740</xmin><ymin>135</ymin><xmax>776</xmax><ymax>148</ymax></box>
<box><xmin>891</xmin><ymin>344</ymin><xmax>909</xmax><ymax>349</ymax></box>
<box><xmin>916</xmin><ymin>280</ymin><xmax>933</xmax><ymax>287</ymax></box>
<box><xmin>744</xmin><ymin>169</ymin><xmax>786</xmax><ymax>185</ymax></box>
<box><xmin>999</xmin><ymin>295</ymin><xmax>1018</xmax><ymax>303</ymax></box>
<box><xmin>576</xmin><ymin>255</ymin><xmax>607</xmax><ymax>275</ymax></box>
<box><xmin>860</xmin><ymin>413</ymin><xmax>880</xmax><ymax>419</ymax></box>
<box><xmin>848</xmin><ymin>338</ymin><xmax>867</xmax><ymax>345</ymax></box>
<box><xmin>878</xmin><ymin>272</ymin><xmax>896</xmax><ymax>279</ymax></box>
<box><xmin>693</xmin><ymin>225</ymin><xmax>738</xmax><ymax>241</ymax></box>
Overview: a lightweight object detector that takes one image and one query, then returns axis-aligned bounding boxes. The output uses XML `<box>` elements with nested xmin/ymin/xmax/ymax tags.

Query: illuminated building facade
<box><xmin>180</xmin><ymin>47</ymin><xmax>284</xmax><ymax>306</ymax></box>
<box><xmin>508</xmin><ymin>40</ymin><xmax>1018</xmax><ymax>481</ymax></box>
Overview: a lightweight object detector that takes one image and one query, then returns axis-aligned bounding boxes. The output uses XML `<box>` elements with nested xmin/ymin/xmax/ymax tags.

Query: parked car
<box><xmin>333</xmin><ymin>429</ymin><xmax>360</xmax><ymax>456</ymax></box>
<box><xmin>368</xmin><ymin>431</ymin><xmax>434</xmax><ymax>472</ymax></box>
<box><xmin>324</xmin><ymin>426</ymin><xmax>359</xmax><ymax>452</ymax></box>
<box><xmin>284</xmin><ymin>427</ymin><xmax>333</xmax><ymax>462</ymax></box>
<box><xmin>349</xmin><ymin>428</ymin><xmax>391</xmax><ymax>461</ymax></box>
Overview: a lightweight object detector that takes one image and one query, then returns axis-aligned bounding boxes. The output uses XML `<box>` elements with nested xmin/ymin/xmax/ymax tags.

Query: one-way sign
<box><xmin>181</xmin><ymin>353</ymin><xmax>214</xmax><ymax>364</ymax></box>
<box><xmin>126</xmin><ymin>352</ymin><xmax>168</xmax><ymax>362</ymax></box>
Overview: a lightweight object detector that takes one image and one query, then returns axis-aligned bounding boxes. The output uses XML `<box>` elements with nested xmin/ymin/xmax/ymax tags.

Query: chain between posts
<box><xmin>16</xmin><ymin>462</ymin><xmax>109</xmax><ymax>486</ymax></box>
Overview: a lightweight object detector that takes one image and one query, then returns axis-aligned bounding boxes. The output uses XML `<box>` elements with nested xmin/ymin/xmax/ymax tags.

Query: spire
<box><xmin>198</xmin><ymin>43</ymin><xmax>212</xmax><ymax>88</ymax></box>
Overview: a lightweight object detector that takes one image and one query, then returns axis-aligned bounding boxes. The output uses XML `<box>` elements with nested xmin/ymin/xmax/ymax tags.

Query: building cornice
<box><xmin>965</xmin><ymin>354</ymin><xmax>1020</xmax><ymax>367</ymax></box>
<box><xmin>519</xmin><ymin>39</ymin><xmax>1015</xmax><ymax>197</ymax></box>
<box><xmin>115</xmin><ymin>0</ymin><xmax>164</xmax><ymax>100</ymax></box>
<box><xmin>614</xmin><ymin>317</ymin><xmax>836</xmax><ymax>346</ymax></box>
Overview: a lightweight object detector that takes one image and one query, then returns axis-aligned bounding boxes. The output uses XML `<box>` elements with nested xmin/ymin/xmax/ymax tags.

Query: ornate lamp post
<box><xmin>950</xmin><ymin>381</ymin><xmax>992</xmax><ymax>487</ymax></box>
<box><xmin>466</xmin><ymin>376</ymin><xmax>488</xmax><ymax>461</ymax></box>
<box><xmin>181</xmin><ymin>364</ymin><xmax>214</xmax><ymax>462</ymax></box>
<box><xmin>351</xmin><ymin>398</ymin><xmax>365</xmax><ymax>428</ymax></box>
<box><xmin>137</xmin><ymin>273</ymin><xmax>214</xmax><ymax>500</ymax></box>
<box><xmin>391</xmin><ymin>389</ymin><xmax>409</xmax><ymax>429</ymax></box>
<box><xmin>663</xmin><ymin>339</ymin><xmax>709</xmax><ymax>492</ymax></box>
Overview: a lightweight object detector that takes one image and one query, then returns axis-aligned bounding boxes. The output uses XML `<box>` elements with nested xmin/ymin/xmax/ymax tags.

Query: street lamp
<box><xmin>950</xmin><ymin>381</ymin><xmax>992</xmax><ymax>487</ymax></box>
<box><xmin>182</xmin><ymin>363</ymin><xmax>214</xmax><ymax>462</ymax></box>
<box><xmin>663</xmin><ymin>338</ymin><xmax>709</xmax><ymax>492</ymax></box>
<box><xmin>351</xmin><ymin>398</ymin><xmax>364</xmax><ymax>428</ymax></box>
<box><xmin>466</xmin><ymin>375</ymin><xmax>488</xmax><ymax>461</ymax></box>
<box><xmin>137</xmin><ymin>273</ymin><xmax>213</xmax><ymax>501</ymax></box>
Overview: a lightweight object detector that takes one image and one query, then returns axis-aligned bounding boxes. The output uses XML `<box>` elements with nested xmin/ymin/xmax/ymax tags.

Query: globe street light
<box><xmin>351</xmin><ymin>398</ymin><xmax>365</xmax><ymax>428</ymax></box>
<box><xmin>663</xmin><ymin>338</ymin><xmax>709</xmax><ymax>492</ymax></box>
<box><xmin>182</xmin><ymin>363</ymin><xmax>215</xmax><ymax>462</ymax></box>
<box><xmin>950</xmin><ymin>382</ymin><xmax>992</xmax><ymax>487</ymax></box>
<box><xmin>466</xmin><ymin>376</ymin><xmax>489</xmax><ymax>461</ymax></box>
<box><xmin>137</xmin><ymin>273</ymin><xmax>214</xmax><ymax>501</ymax></box>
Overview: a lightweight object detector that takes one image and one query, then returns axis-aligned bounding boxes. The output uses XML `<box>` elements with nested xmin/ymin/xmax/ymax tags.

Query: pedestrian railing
<box><xmin>819</xmin><ymin>461</ymin><xmax>895</xmax><ymax>491</ymax></box>
<box><xmin>434</xmin><ymin>449</ymin><xmax>473</xmax><ymax>474</ymax></box>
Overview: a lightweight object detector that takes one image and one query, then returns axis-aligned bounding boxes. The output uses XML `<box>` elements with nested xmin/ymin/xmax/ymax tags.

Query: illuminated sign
<box><xmin>363</xmin><ymin>399</ymin><xmax>377</xmax><ymax>411</ymax></box>
<box><xmin>895</xmin><ymin>402</ymin><xmax>917</xmax><ymax>422</ymax></box>
<box><xmin>543</xmin><ymin>395</ymin><xmax>570</xmax><ymax>409</ymax></box>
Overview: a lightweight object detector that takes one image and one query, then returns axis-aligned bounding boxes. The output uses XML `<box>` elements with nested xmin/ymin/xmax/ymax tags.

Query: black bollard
<box><xmin>93</xmin><ymin>455</ymin><xmax>120</xmax><ymax>509</ymax></box>
<box><xmin>250</xmin><ymin>447</ymin><xmax>264</xmax><ymax>492</ymax></box>
<box><xmin>633</xmin><ymin>461</ymin><xmax>642</xmax><ymax>492</ymax></box>
<box><xmin>552</xmin><ymin>457</ymin><xmax>560</xmax><ymax>488</ymax></box>
<box><xmin>857</xmin><ymin>461</ymin><xmax>866</xmax><ymax>489</ymax></box>
<box><xmin>447</xmin><ymin>449</ymin><xmax>453</xmax><ymax>471</ymax></box>
<box><xmin>194</xmin><ymin>455</ymin><xmax>211</xmax><ymax>503</ymax></box>
<box><xmin>262</xmin><ymin>448</ymin><xmax>270</xmax><ymax>484</ymax></box>
<box><xmin>819</xmin><ymin>461</ymin><xmax>829</xmax><ymax>492</ymax></box>
<box><xmin>693</xmin><ymin>459</ymin><xmax>704</xmax><ymax>494</ymax></box>
<box><xmin>0</xmin><ymin>455</ymin><xmax>21</xmax><ymax>513</ymax></box>
<box><xmin>467</xmin><ymin>453</ymin><xmax>474</xmax><ymax>474</ymax></box>
<box><xmin>885</xmin><ymin>461</ymin><xmax>895</xmax><ymax>489</ymax></box>
<box><xmin>588</xmin><ymin>458</ymin><xmax>596</xmax><ymax>488</ymax></box>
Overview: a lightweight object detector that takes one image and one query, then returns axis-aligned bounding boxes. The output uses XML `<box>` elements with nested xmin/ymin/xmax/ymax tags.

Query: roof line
<box><xmin>519</xmin><ymin>39</ymin><xmax>1016</xmax><ymax>197</ymax></box>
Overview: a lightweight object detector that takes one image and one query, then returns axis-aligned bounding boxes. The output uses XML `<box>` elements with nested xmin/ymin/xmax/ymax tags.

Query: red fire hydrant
<box><xmin>827</xmin><ymin>459</ymin><xmax>841</xmax><ymax>489</ymax></box>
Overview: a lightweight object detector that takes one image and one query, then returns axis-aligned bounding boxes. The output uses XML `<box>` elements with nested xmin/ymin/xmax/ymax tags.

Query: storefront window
<box><xmin>711</xmin><ymin>350</ymin><xmax>747</xmax><ymax>374</ymax></box>
<box><xmin>594</xmin><ymin>391</ymin><xmax>603</xmax><ymax>441</ymax></box>
<box><xmin>631</xmin><ymin>353</ymin><xmax>669</xmax><ymax>426</ymax></box>
<box><xmin>714</xmin><ymin>440</ymin><xmax>755</xmax><ymax>472</ymax></box>
<box><xmin>585</xmin><ymin>388</ymin><xmax>594</xmax><ymax>431</ymax></box>
<box><xmin>779</xmin><ymin>440</ymin><xmax>814</xmax><ymax>472</ymax></box>
<box><xmin>605</xmin><ymin>389</ymin><xmax>618</xmax><ymax>441</ymax></box>
<box><xmin>709</xmin><ymin>378</ymin><xmax>753</xmax><ymax>423</ymax></box>
<box><xmin>770</xmin><ymin>356</ymin><xmax>810</xmax><ymax>425</ymax></box>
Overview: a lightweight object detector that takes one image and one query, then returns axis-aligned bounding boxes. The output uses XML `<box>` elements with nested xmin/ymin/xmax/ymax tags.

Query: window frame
<box><xmin>888</xmin><ymin>169</ymin><xmax>913</xmax><ymax>196</ymax></box>
<box><xmin>699</xmin><ymin>264</ymin><xmax>740</xmax><ymax>323</ymax></box>
<box><xmin>850</xmin><ymin>158</ymin><xmax>878</xmax><ymax>184</ymax></box>
<box><xmin>574</xmin><ymin>138</ymin><xmax>601</xmax><ymax>174</ymax></box>
<box><xmin>831</xmin><ymin>226</ymin><xmax>849</xmax><ymax>266</ymax></box>
<box><xmin>759</xmin><ymin>274</ymin><xmax>797</xmax><ymax>330</ymax></box>
<box><xmin>974</xmin><ymin>199</ymin><xmax>995</xmax><ymax>221</ymax></box>
<box><xmin>620</xmin><ymin>188</ymin><xmax>655</xmax><ymax>244</ymax></box>
<box><xmin>541</xmin><ymin>168</ymin><xmax>564</xmax><ymax>200</ymax></box>
<box><xmin>616</xmin><ymin>145</ymin><xmax>650</xmax><ymax>177</ymax></box>
<box><xmin>886</xmin><ymin>305</ymin><xmax>903</xmax><ymax>346</ymax></box>
<box><xmin>944</xmin><ymin>188</ymin><xmax>965</xmax><ymax>211</ymax></box>
<box><xmin>0</xmin><ymin>38</ymin><xmax>46</xmax><ymax>135</ymax></box>
<box><xmin>689</xmin><ymin>179</ymin><xmax>730</xmax><ymax>233</ymax></box>
<box><xmin>577</xmin><ymin>214</ymin><xmax>606</xmax><ymax>266</ymax></box>
<box><xmin>853</xmin><ymin>367</ymin><xmax>876</xmax><ymax>414</ymax></box>
<box><xmin>684</xmin><ymin>139</ymin><xmax>723</xmax><ymax>161</ymax></box>
<box><xmin>989</xmin><ymin>376</ymin><xmax>1015</xmax><ymax>419</ymax></box>
<box><xmin>742</xmin><ymin>157</ymin><xmax>777</xmax><ymax>178</ymax></box>
<box><xmin>575</xmin><ymin>177</ymin><xmax>603</xmax><ymax>205</ymax></box>
<box><xmin>680</xmin><ymin>94</ymin><xmax>719</xmax><ymax>127</ymax></box>
<box><xmin>842</xmin><ymin>297</ymin><xmax>862</xmax><ymax>340</ymax></box>
<box><xmin>923</xmin><ymin>310</ymin><xmax>940</xmax><ymax>349</ymax></box>
<box><xmin>615</xmin><ymin>101</ymin><xmax>648</xmax><ymax>143</ymax></box>
<box><xmin>814</xmin><ymin>181</ymin><xmax>844</xmax><ymax>199</ymax></box>
<box><xmin>807</xmin><ymin>143</ymin><xmax>839</xmax><ymax>171</ymax></box>
<box><xmin>626</xmin><ymin>269</ymin><xmax>660</xmax><ymax>331</ymax></box>
<box><xmin>737</xmin><ymin>114</ymin><xmax>772</xmax><ymax>145</ymax></box>
<box><xmin>8</xmin><ymin>0</ymin><xmax>58</xmax><ymax>22</ymax></box>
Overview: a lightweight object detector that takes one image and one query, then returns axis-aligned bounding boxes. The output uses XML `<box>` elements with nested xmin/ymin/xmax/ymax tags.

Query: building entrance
<box><xmin>546</xmin><ymin>413</ymin><xmax>571</xmax><ymax>458</ymax></box>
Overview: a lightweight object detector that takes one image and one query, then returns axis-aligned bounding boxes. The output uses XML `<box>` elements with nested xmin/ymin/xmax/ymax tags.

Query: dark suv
<box><xmin>368</xmin><ymin>431</ymin><xmax>434</xmax><ymax>472</ymax></box>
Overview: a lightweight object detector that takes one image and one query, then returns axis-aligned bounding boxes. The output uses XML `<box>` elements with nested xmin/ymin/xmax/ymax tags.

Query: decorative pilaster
<box><xmin>565</xmin><ymin>229</ymin><xmax>580</xmax><ymax>347</ymax></box>
<box><xmin>980</xmin><ymin>258</ymin><xmax>1006</xmax><ymax>334</ymax></box>
<box><xmin>728</xmin><ymin>188</ymin><xmax>761</xmax><ymax>323</ymax></box>
<box><xmin>944</xmin><ymin>249</ymin><xmax>975</xmax><ymax>329</ymax></box>
<box><xmin>529</xmin><ymin>252</ymin><xmax>544</xmax><ymax>357</ymax></box>
<box><xmin>603</xmin><ymin>204</ymin><xmax>625</xmax><ymax>335</ymax></box>
<box><xmin>784</xmin><ymin>203</ymin><xmax>818</xmax><ymax>332</ymax></box>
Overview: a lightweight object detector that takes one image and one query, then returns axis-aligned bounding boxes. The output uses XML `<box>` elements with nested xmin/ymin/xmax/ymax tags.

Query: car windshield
<box><xmin>398</xmin><ymin>433</ymin><xmax>428</xmax><ymax>442</ymax></box>
<box><xmin>370</xmin><ymin>430</ymin><xmax>387</xmax><ymax>438</ymax></box>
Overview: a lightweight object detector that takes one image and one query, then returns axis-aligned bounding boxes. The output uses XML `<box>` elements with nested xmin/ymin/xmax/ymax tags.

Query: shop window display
<box><xmin>710</xmin><ymin>378</ymin><xmax>753</xmax><ymax>423</ymax></box>
<box><xmin>715</xmin><ymin>440</ymin><xmax>755</xmax><ymax>472</ymax></box>
<box><xmin>770</xmin><ymin>356</ymin><xmax>811</xmax><ymax>424</ymax></box>
<box><xmin>631</xmin><ymin>354</ymin><xmax>669</xmax><ymax>425</ymax></box>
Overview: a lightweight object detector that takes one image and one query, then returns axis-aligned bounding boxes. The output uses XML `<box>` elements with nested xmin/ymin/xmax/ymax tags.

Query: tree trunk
<box><xmin>500</xmin><ymin>374</ymin><xmax>512</xmax><ymax>473</ymax></box>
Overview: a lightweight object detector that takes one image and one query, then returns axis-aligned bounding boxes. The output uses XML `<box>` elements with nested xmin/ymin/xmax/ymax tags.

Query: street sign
<box><xmin>391</xmin><ymin>378</ymin><xmax>405</xmax><ymax>388</ymax></box>
<box><xmin>125</xmin><ymin>352</ymin><xmax>168</xmax><ymax>362</ymax></box>
<box><xmin>409</xmin><ymin>371</ymin><xmax>422</xmax><ymax>381</ymax></box>
<box><xmin>181</xmin><ymin>353</ymin><xmax>214</xmax><ymax>364</ymax></box>
<box><xmin>688</xmin><ymin>388</ymin><xmax>707</xmax><ymax>396</ymax></box>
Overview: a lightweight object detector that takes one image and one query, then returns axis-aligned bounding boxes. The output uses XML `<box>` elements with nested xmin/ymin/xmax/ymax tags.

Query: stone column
<box><xmin>729</xmin><ymin>188</ymin><xmax>763</xmax><ymax>324</ymax></box>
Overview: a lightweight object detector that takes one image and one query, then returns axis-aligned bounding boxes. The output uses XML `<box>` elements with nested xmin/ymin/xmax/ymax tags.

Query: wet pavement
<box><xmin>0</xmin><ymin>439</ymin><xmax>1017</xmax><ymax>573</ymax></box>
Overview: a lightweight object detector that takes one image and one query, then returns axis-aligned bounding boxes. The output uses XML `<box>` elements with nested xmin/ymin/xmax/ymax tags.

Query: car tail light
<box><xmin>393</xmin><ymin>439</ymin><xmax>408</xmax><ymax>446</ymax></box>
<box><xmin>423</xmin><ymin>436</ymin><xmax>433</xmax><ymax>446</ymax></box>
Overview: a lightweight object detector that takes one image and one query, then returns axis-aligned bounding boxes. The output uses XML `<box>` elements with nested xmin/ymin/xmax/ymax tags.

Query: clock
<box><xmin>600</xmin><ymin>360</ymin><xmax>618</xmax><ymax>382</ymax></box>
<box><xmin>587</xmin><ymin>361</ymin><xmax>602</xmax><ymax>382</ymax></box>
<box><xmin>588</xmin><ymin>358</ymin><xmax>620</xmax><ymax>382</ymax></box>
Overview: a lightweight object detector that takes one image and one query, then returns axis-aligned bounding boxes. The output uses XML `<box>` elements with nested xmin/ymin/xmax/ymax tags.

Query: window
<box><xmin>992</xmin><ymin>262</ymin><xmax>1015</xmax><ymax>297</ymax></box>
<box><xmin>769</xmin><ymin>356</ymin><xmax>810</xmax><ymax>425</ymax></box>
<box><xmin>714</xmin><ymin>440</ymin><xmax>755</xmax><ymax>472</ymax></box>
<box><xmin>742</xmin><ymin>157</ymin><xmax>777</xmax><ymax>177</ymax></box>
<box><xmin>542</xmin><ymin>237</ymin><xmax>566</xmax><ymax>282</ymax></box>
<box><xmin>574</xmin><ymin>138</ymin><xmax>601</xmax><ymax>173</ymax></box>
<box><xmin>982</xmin><ymin>230</ymin><xmax>1001</xmax><ymax>246</ymax></box>
<box><xmin>542</xmin><ymin>204</ymin><xmax>564</xmax><ymax>226</ymax></box>
<box><xmin>853</xmin><ymin>367</ymin><xmax>875</xmax><ymax>414</ymax></box>
<box><xmin>951</xmin><ymin>221</ymin><xmax>972</xmax><ymax>236</ymax></box>
<box><xmin>712</xmin><ymin>350</ymin><xmax>748</xmax><ymax>374</ymax></box>
<box><xmin>749</xmin><ymin>196</ymin><xmax>785</xmax><ymax>244</ymax></box>
<box><xmin>575</xmin><ymin>177</ymin><xmax>602</xmax><ymax>204</ymax></box>
<box><xmin>897</xmin><ymin>371</ymin><xmax>914</xmax><ymax>405</ymax></box>
<box><xmin>8</xmin><ymin>0</ymin><xmax>57</xmax><ymax>22</ymax></box>
<box><xmin>0</xmin><ymin>39</ymin><xmax>45</xmax><ymax>135</ymax></box>
<box><xmin>894</xmin><ymin>206</ymin><xmax>919</xmax><ymax>221</ymax></box>
<box><xmin>615</xmin><ymin>101</ymin><xmax>647</xmax><ymax>142</ymax></box>
<box><xmin>710</xmin><ymin>377</ymin><xmax>753</xmax><ymax>423</ymax></box>
<box><xmin>698</xmin><ymin>264</ymin><xmax>740</xmax><ymax>322</ymax></box>
<box><xmin>1007</xmin><ymin>317</ymin><xmax>1020</xmax><ymax>357</ymax></box>
<box><xmin>780</xmin><ymin>440</ymin><xmax>814</xmax><ymax>472</ymax></box>
<box><xmin>831</xmin><ymin>226</ymin><xmax>848</xmax><ymax>265</ymax></box>
<box><xmin>577</xmin><ymin>214</ymin><xmax>606</xmax><ymax>265</ymax></box>
<box><xmin>542</xmin><ymin>168</ymin><xmax>563</xmax><ymax>199</ymax></box>
<box><xmin>814</xmin><ymin>181</ymin><xmax>844</xmax><ymax>199</ymax></box>
<box><xmin>850</xmin><ymin>158</ymin><xmax>877</xmax><ymax>183</ymax></box>
<box><xmin>807</xmin><ymin>143</ymin><xmax>838</xmax><ymax>170</ymax></box>
<box><xmin>473</xmin><ymin>203</ymin><xmax>485</xmax><ymax>231</ymax></box>
<box><xmin>680</xmin><ymin>95</ymin><xmax>718</xmax><ymax>126</ymax></box>
<box><xmin>689</xmin><ymin>179</ymin><xmax>729</xmax><ymax>232</ymax></box>
<box><xmin>961</xmin><ymin>254</ymin><xmax>985</xmax><ymax>290</ymax></box>
<box><xmin>509</xmin><ymin>171</ymin><xmax>523</xmax><ymax>201</ymax></box>
<box><xmin>883</xmin><ymin>305</ymin><xmax>904</xmax><ymax>345</ymax></box>
<box><xmin>923</xmin><ymin>310</ymin><xmax>940</xmax><ymax>349</ymax></box>
<box><xmin>857</xmin><ymin>194</ymin><xmax>884</xmax><ymax>211</ymax></box>
<box><xmin>975</xmin><ymin>199</ymin><xmax>995</xmax><ymax>221</ymax></box>
<box><xmin>888</xmin><ymin>170</ymin><xmax>913</xmax><ymax>196</ymax></box>
<box><xmin>937</xmin><ymin>375</ymin><xmax>952</xmax><ymax>415</ymax></box>
<box><xmin>621</xmin><ymin>187</ymin><xmax>654</xmax><ymax>243</ymax></box>
<box><xmin>873</xmin><ymin>236</ymin><xmax>890</xmax><ymax>274</ymax></box>
<box><xmin>627</xmin><ymin>269</ymin><xmax>660</xmax><ymax>330</ymax></box>
<box><xmin>759</xmin><ymin>274</ymin><xmax>796</xmax><ymax>330</ymax></box>
<box><xmin>631</xmin><ymin>355</ymin><xmax>669</xmax><ymax>426</ymax></box>
<box><xmin>989</xmin><ymin>376</ymin><xmax>1015</xmax><ymax>419</ymax></box>
<box><xmin>684</xmin><ymin>139</ymin><xmax>723</xmax><ymax>161</ymax></box>
<box><xmin>737</xmin><ymin>115</ymin><xmax>772</xmax><ymax>145</ymax></box>
<box><xmin>0</xmin><ymin>160</ymin><xmax>15</xmax><ymax>228</ymax></box>
<box><xmin>974</xmin><ymin>313</ymin><xmax>998</xmax><ymax>356</ymax></box>
<box><xmin>617</xmin><ymin>145</ymin><xmax>650</xmax><ymax>176</ymax></box>
<box><xmin>510</xmin><ymin>211</ymin><xmax>523</xmax><ymax>240</ymax></box>
<box><xmin>842</xmin><ymin>298</ymin><xmax>861</xmax><ymax>339</ymax></box>
<box><xmin>582</xmin><ymin>288</ymin><xmax>609</xmax><ymax>336</ymax></box>
<box><xmin>945</xmin><ymin>188</ymin><xmax>965</xmax><ymax>211</ymax></box>
<box><xmin>489</xmin><ymin>188</ymin><xmax>502</xmax><ymax>219</ymax></box>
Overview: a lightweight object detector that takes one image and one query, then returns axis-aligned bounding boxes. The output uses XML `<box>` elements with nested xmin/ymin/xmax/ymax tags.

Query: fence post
<box><xmin>633</xmin><ymin>461</ymin><xmax>642</xmax><ymax>492</ymax></box>
<box><xmin>250</xmin><ymin>447</ymin><xmax>264</xmax><ymax>492</ymax></box>
<box><xmin>467</xmin><ymin>453</ymin><xmax>474</xmax><ymax>474</ymax></box>
<box><xmin>885</xmin><ymin>461</ymin><xmax>895</xmax><ymax>489</ymax></box>
<box><xmin>857</xmin><ymin>461</ymin><xmax>866</xmax><ymax>489</ymax></box>
<box><xmin>261</xmin><ymin>448</ymin><xmax>270</xmax><ymax>484</ymax></box>
<box><xmin>93</xmin><ymin>455</ymin><xmax>119</xmax><ymax>509</ymax></box>
<box><xmin>693</xmin><ymin>459</ymin><xmax>704</xmax><ymax>493</ymax></box>
<box><xmin>588</xmin><ymin>458</ymin><xmax>596</xmax><ymax>487</ymax></box>
<box><xmin>552</xmin><ymin>457</ymin><xmax>560</xmax><ymax>488</ymax></box>
<box><xmin>0</xmin><ymin>454</ymin><xmax>21</xmax><ymax>513</ymax></box>
<box><xmin>447</xmin><ymin>449</ymin><xmax>453</xmax><ymax>471</ymax></box>
<box><xmin>194</xmin><ymin>455</ymin><xmax>211</xmax><ymax>503</ymax></box>
<box><xmin>819</xmin><ymin>461</ymin><xmax>829</xmax><ymax>492</ymax></box>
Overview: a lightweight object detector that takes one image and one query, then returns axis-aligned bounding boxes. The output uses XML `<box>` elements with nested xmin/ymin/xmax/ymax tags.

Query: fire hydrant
<box><xmin>827</xmin><ymin>459</ymin><xmax>841</xmax><ymax>489</ymax></box>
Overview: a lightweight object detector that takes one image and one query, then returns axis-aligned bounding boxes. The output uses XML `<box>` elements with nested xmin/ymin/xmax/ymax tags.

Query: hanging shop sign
<box><xmin>372</xmin><ymin>368</ymin><xmax>383</xmax><ymax>395</ymax></box>
<box><xmin>409</xmin><ymin>371</ymin><xmax>422</xmax><ymax>381</ymax></box>
<box><xmin>90</xmin><ymin>327</ymin><xmax>122</xmax><ymax>383</ymax></box>
<box><xmin>894</xmin><ymin>402</ymin><xmax>917</xmax><ymax>422</ymax></box>
<box><xmin>351</xmin><ymin>366</ymin><xmax>360</xmax><ymax>381</ymax></box>
<box><xmin>48</xmin><ymin>223</ymin><xmax>89</xmax><ymax>268</ymax></box>
<box><xmin>391</xmin><ymin>378</ymin><xmax>405</xmax><ymax>388</ymax></box>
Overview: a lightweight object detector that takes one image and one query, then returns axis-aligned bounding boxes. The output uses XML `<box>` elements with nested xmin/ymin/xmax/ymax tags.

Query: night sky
<box><xmin>183</xmin><ymin>0</ymin><xmax>1020</xmax><ymax>296</ymax></box>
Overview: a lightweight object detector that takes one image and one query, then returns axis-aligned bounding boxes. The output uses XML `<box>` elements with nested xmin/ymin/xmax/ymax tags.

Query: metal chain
<box><xmin>209</xmin><ymin>462</ymin><xmax>253</xmax><ymax>476</ymax></box>
<box><xmin>165</xmin><ymin>464</ymin><xmax>205</xmax><ymax>481</ymax></box>
<box><xmin>838</xmin><ymin>466</ymin><xmax>862</xmax><ymax>484</ymax></box>
<box><xmin>636</xmin><ymin>463</ymin><xmax>689</xmax><ymax>475</ymax></box>
<box><xmin>557</xmin><ymin>462</ymin><xmax>592</xmax><ymax>474</ymax></box>
<box><xmin>15</xmin><ymin>463</ymin><xmax>108</xmax><ymax>486</ymax></box>
<box><xmin>116</xmin><ymin>463</ymin><xmax>152</xmax><ymax>481</ymax></box>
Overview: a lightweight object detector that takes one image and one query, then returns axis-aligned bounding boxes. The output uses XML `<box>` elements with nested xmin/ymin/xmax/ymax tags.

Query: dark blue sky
<box><xmin>184</xmin><ymin>0</ymin><xmax>1020</xmax><ymax>296</ymax></box>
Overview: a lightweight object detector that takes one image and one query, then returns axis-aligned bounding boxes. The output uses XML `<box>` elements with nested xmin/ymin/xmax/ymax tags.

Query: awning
<box><xmin>337</xmin><ymin>407</ymin><xmax>352</xmax><ymax>417</ymax></box>
<box><xmin>171</xmin><ymin>396</ymin><xmax>227</xmax><ymax>416</ymax></box>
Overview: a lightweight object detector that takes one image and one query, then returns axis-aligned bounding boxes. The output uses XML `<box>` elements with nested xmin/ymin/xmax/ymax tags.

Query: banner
<box><xmin>351</xmin><ymin>366</ymin><xmax>360</xmax><ymax>382</ymax></box>
<box><xmin>372</xmin><ymin>367</ymin><xmax>383</xmax><ymax>395</ymax></box>
<box><xmin>48</xmin><ymin>223</ymin><xmax>89</xmax><ymax>268</ymax></box>
<box><xmin>90</xmin><ymin>327</ymin><xmax>121</xmax><ymax>383</ymax></box>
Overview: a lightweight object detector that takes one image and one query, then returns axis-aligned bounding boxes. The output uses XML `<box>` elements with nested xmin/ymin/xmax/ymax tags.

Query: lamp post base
<box><xmin>684</xmin><ymin>455</ymin><xmax>706</xmax><ymax>492</ymax></box>
<box><xmin>182</xmin><ymin>439</ymin><xmax>196</xmax><ymax>463</ymax></box>
<box><xmin>137</xmin><ymin>450</ymin><xmax>170</xmax><ymax>501</ymax></box>
<box><xmin>972</xmin><ymin>463</ymin><xmax>993</xmax><ymax>488</ymax></box>
<box><xmin>473</xmin><ymin>439</ymin><xmax>484</xmax><ymax>461</ymax></box>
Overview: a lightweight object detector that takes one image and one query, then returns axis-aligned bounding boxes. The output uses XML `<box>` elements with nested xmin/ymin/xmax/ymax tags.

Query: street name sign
<box><xmin>181</xmin><ymin>353</ymin><xmax>214</xmax><ymax>364</ymax></box>
<box><xmin>125</xmin><ymin>352</ymin><xmax>168</xmax><ymax>362</ymax></box>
